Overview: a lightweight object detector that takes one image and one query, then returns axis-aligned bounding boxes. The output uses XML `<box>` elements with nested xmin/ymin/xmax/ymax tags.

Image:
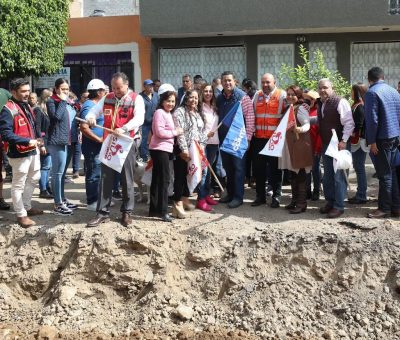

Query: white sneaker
<box><xmin>87</xmin><ymin>202</ymin><xmax>97</xmax><ymax>211</ymax></box>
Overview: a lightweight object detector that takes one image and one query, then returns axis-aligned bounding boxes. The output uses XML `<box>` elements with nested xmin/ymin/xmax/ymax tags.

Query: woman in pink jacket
<box><xmin>148</xmin><ymin>84</ymin><xmax>183</xmax><ymax>222</ymax></box>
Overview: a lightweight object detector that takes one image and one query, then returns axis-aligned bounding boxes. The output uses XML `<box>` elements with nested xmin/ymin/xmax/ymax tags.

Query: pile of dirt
<box><xmin>0</xmin><ymin>165</ymin><xmax>399</xmax><ymax>339</ymax></box>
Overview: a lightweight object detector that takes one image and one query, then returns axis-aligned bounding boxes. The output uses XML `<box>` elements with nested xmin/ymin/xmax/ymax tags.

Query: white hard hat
<box><xmin>87</xmin><ymin>79</ymin><xmax>106</xmax><ymax>91</ymax></box>
<box><xmin>334</xmin><ymin>150</ymin><xmax>353</xmax><ymax>172</ymax></box>
<box><xmin>158</xmin><ymin>83</ymin><xmax>176</xmax><ymax>96</ymax></box>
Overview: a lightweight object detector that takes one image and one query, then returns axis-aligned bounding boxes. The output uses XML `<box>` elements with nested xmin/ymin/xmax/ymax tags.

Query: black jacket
<box><xmin>34</xmin><ymin>106</ymin><xmax>50</xmax><ymax>147</ymax></box>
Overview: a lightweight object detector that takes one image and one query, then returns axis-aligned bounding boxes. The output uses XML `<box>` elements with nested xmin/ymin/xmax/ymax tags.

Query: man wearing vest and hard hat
<box><xmin>0</xmin><ymin>78</ymin><xmax>43</xmax><ymax>228</ymax></box>
<box><xmin>85</xmin><ymin>72</ymin><xmax>145</xmax><ymax>228</ymax></box>
<box><xmin>251</xmin><ymin>73</ymin><xmax>287</xmax><ymax>208</ymax></box>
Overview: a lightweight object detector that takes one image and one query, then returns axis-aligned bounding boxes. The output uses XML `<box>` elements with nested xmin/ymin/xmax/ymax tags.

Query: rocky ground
<box><xmin>0</xmin><ymin>161</ymin><xmax>399</xmax><ymax>339</ymax></box>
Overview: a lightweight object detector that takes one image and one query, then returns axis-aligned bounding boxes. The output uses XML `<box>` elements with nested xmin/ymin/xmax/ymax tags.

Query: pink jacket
<box><xmin>149</xmin><ymin>108</ymin><xmax>177</xmax><ymax>153</ymax></box>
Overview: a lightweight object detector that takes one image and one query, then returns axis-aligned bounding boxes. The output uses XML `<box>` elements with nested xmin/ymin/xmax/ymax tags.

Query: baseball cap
<box><xmin>87</xmin><ymin>79</ymin><xmax>106</xmax><ymax>91</ymax></box>
<box><xmin>143</xmin><ymin>79</ymin><xmax>154</xmax><ymax>86</ymax></box>
<box><xmin>158</xmin><ymin>84</ymin><xmax>176</xmax><ymax>96</ymax></box>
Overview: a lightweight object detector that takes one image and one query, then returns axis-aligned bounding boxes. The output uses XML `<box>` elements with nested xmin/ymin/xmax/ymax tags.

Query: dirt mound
<box><xmin>0</xmin><ymin>166</ymin><xmax>399</xmax><ymax>339</ymax></box>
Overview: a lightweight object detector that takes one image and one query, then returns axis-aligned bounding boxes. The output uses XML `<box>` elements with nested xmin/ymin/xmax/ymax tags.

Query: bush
<box><xmin>278</xmin><ymin>45</ymin><xmax>352</xmax><ymax>99</ymax></box>
<box><xmin>0</xmin><ymin>0</ymin><xmax>70</xmax><ymax>78</ymax></box>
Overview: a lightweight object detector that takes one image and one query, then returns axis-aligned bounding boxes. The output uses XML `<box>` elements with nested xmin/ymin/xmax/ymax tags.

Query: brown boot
<box><xmin>290</xmin><ymin>170</ymin><xmax>307</xmax><ymax>214</ymax></box>
<box><xmin>286</xmin><ymin>172</ymin><xmax>298</xmax><ymax>210</ymax></box>
<box><xmin>172</xmin><ymin>201</ymin><xmax>186</xmax><ymax>219</ymax></box>
<box><xmin>17</xmin><ymin>216</ymin><xmax>36</xmax><ymax>228</ymax></box>
<box><xmin>121</xmin><ymin>212</ymin><xmax>132</xmax><ymax>227</ymax></box>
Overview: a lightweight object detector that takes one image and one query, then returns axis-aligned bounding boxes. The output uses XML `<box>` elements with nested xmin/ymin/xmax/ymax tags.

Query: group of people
<box><xmin>0</xmin><ymin>66</ymin><xmax>399</xmax><ymax>228</ymax></box>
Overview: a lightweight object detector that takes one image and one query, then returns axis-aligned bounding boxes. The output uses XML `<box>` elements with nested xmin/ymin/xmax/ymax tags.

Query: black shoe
<box><xmin>39</xmin><ymin>190</ymin><xmax>53</xmax><ymax>199</ymax></box>
<box><xmin>228</xmin><ymin>199</ymin><xmax>243</xmax><ymax>209</ymax></box>
<box><xmin>47</xmin><ymin>186</ymin><xmax>53</xmax><ymax>195</ymax></box>
<box><xmin>311</xmin><ymin>191</ymin><xmax>320</xmax><ymax>201</ymax></box>
<box><xmin>348</xmin><ymin>197</ymin><xmax>367</xmax><ymax>204</ymax></box>
<box><xmin>162</xmin><ymin>214</ymin><xmax>173</xmax><ymax>222</ymax></box>
<box><xmin>0</xmin><ymin>198</ymin><xmax>10</xmax><ymax>210</ymax></box>
<box><xmin>87</xmin><ymin>214</ymin><xmax>110</xmax><ymax>227</ymax></box>
<box><xmin>320</xmin><ymin>204</ymin><xmax>333</xmax><ymax>214</ymax></box>
<box><xmin>251</xmin><ymin>198</ymin><xmax>266</xmax><ymax>207</ymax></box>
<box><xmin>270</xmin><ymin>198</ymin><xmax>280</xmax><ymax>208</ymax></box>
<box><xmin>219</xmin><ymin>195</ymin><xmax>232</xmax><ymax>203</ymax></box>
<box><xmin>113</xmin><ymin>190</ymin><xmax>123</xmax><ymax>200</ymax></box>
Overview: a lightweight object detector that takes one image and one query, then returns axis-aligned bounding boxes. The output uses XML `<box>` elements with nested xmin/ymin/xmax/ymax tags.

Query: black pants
<box><xmin>149</xmin><ymin>150</ymin><xmax>171</xmax><ymax>215</ymax></box>
<box><xmin>97</xmin><ymin>141</ymin><xmax>138</xmax><ymax>216</ymax></box>
<box><xmin>252</xmin><ymin>137</ymin><xmax>282</xmax><ymax>200</ymax></box>
<box><xmin>173</xmin><ymin>155</ymin><xmax>189</xmax><ymax>201</ymax></box>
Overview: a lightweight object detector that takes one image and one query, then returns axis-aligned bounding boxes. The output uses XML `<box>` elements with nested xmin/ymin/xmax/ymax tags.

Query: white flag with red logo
<box><xmin>99</xmin><ymin>134</ymin><xmax>134</xmax><ymax>172</ymax></box>
<box><xmin>187</xmin><ymin>141</ymin><xmax>209</xmax><ymax>193</ymax></box>
<box><xmin>259</xmin><ymin>106</ymin><xmax>292</xmax><ymax>157</ymax></box>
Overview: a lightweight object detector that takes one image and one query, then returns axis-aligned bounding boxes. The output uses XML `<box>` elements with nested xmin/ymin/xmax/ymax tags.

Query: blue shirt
<box><xmin>80</xmin><ymin>99</ymin><xmax>104</xmax><ymax>154</ymax></box>
<box><xmin>364</xmin><ymin>80</ymin><xmax>400</xmax><ymax>144</ymax></box>
<box><xmin>140</xmin><ymin>91</ymin><xmax>159</xmax><ymax>125</ymax></box>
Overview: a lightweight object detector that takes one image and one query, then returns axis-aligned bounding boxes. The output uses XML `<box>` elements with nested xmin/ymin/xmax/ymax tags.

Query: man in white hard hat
<box><xmin>85</xmin><ymin>72</ymin><xmax>145</xmax><ymax>228</ymax></box>
<box><xmin>79</xmin><ymin>79</ymin><xmax>107</xmax><ymax>211</ymax></box>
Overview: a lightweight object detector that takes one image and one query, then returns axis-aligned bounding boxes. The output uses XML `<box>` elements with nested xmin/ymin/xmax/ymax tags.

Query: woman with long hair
<box><xmin>280</xmin><ymin>85</ymin><xmax>313</xmax><ymax>214</ymax></box>
<box><xmin>30</xmin><ymin>89</ymin><xmax>53</xmax><ymax>199</ymax></box>
<box><xmin>46</xmin><ymin>78</ymin><xmax>78</xmax><ymax>215</ymax></box>
<box><xmin>149</xmin><ymin>84</ymin><xmax>183</xmax><ymax>222</ymax></box>
<box><xmin>196</xmin><ymin>83</ymin><xmax>219</xmax><ymax>211</ymax></box>
<box><xmin>172</xmin><ymin>89</ymin><xmax>207</xmax><ymax>218</ymax></box>
<box><xmin>348</xmin><ymin>83</ymin><xmax>369</xmax><ymax>204</ymax></box>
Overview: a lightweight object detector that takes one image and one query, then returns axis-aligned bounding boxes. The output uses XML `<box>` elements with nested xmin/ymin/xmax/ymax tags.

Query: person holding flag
<box><xmin>279</xmin><ymin>85</ymin><xmax>313</xmax><ymax>214</ymax></box>
<box><xmin>317</xmin><ymin>78</ymin><xmax>354</xmax><ymax>218</ymax></box>
<box><xmin>251</xmin><ymin>73</ymin><xmax>287</xmax><ymax>208</ymax></box>
<box><xmin>148</xmin><ymin>84</ymin><xmax>183</xmax><ymax>222</ymax></box>
<box><xmin>85</xmin><ymin>72</ymin><xmax>145</xmax><ymax>227</ymax></box>
<box><xmin>217</xmin><ymin>71</ymin><xmax>255</xmax><ymax>209</ymax></box>
<box><xmin>172</xmin><ymin>89</ymin><xmax>207</xmax><ymax>218</ymax></box>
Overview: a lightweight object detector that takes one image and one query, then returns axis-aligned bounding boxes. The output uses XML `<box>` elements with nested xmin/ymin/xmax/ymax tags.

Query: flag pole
<box><xmin>195</xmin><ymin>141</ymin><xmax>224</xmax><ymax>193</ymax></box>
<box><xmin>76</xmin><ymin>117</ymin><xmax>134</xmax><ymax>141</ymax></box>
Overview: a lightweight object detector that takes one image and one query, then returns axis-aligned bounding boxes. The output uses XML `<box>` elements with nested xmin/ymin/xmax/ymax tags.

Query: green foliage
<box><xmin>278</xmin><ymin>45</ymin><xmax>352</xmax><ymax>99</ymax></box>
<box><xmin>0</xmin><ymin>0</ymin><xmax>70</xmax><ymax>78</ymax></box>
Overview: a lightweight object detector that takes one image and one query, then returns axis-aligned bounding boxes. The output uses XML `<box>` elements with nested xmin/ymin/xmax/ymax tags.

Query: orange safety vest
<box><xmin>103</xmin><ymin>91</ymin><xmax>138</xmax><ymax>139</ymax></box>
<box><xmin>3</xmin><ymin>100</ymin><xmax>36</xmax><ymax>154</ymax></box>
<box><xmin>254</xmin><ymin>89</ymin><xmax>286</xmax><ymax>139</ymax></box>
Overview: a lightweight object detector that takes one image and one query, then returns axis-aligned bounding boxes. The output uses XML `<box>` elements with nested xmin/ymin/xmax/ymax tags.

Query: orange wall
<box><xmin>67</xmin><ymin>15</ymin><xmax>151</xmax><ymax>82</ymax></box>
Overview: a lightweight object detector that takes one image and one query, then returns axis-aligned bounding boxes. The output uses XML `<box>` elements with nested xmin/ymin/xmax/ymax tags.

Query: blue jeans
<box><xmin>198</xmin><ymin>144</ymin><xmax>219</xmax><ymax>199</ymax></box>
<box><xmin>374</xmin><ymin>138</ymin><xmax>400</xmax><ymax>212</ymax></box>
<box><xmin>221</xmin><ymin>150</ymin><xmax>246</xmax><ymax>202</ymax></box>
<box><xmin>83</xmin><ymin>151</ymin><xmax>101</xmax><ymax>205</ymax></box>
<box><xmin>39</xmin><ymin>153</ymin><xmax>52</xmax><ymax>191</ymax></box>
<box><xmin>139</xmin><ymin>124</ymin><xmax>151</xmax><ymax>161</ymax></box>
<box><xmin>322</xmin><ymin>144</ymin><xmax>348</xmax><ymax>211</ymax></box>
<box><xmin>65</xmin><ymin>142</ymin><xmax>81</xmax><ymax>174</ymax></box>
<box><xmin>48</xmin><ymin>144</ymin><xmax>67</xmax><ymax>204</ymax></box>
<box><xmin>352</xmin><ymin>147</ymin><xmax>367</xmax><ymax>201</ymax></box>
<box><xmin>306</xmin><ymin>155</ymin><xmax>321</xmax><ymax>195</ymax></box>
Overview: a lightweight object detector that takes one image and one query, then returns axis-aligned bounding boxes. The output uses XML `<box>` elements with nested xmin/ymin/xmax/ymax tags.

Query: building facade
<box><xmin>140</xmin><ymin>0</ymin><xmax>400</xmax><ymax>89</ymax></box>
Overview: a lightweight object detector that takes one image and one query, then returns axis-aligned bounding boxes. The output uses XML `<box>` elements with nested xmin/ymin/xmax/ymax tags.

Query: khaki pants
<box><xmin>8</xmin><ymin>153</ymin><xmax>41</xmax><ymax>217</ymax></box>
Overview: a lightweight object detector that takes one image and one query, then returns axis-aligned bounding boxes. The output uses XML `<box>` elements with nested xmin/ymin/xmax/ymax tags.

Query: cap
<box><xmin>143</xmin><ymin>79</ymin><xmax>154</xmax><ymax>86</ymax></box>
<box><xmin>87</xmin><ymin>79</ymin><xmax>106</xmax><ymax>91</ymax></box>
<box><xmin>158</xmin><ymin>83</ymin><xmax>176</xmax><ymax>96</ymax></box>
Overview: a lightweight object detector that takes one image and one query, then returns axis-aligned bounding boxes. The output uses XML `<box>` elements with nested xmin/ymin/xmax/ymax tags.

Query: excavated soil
<box><xmin>0</xmin><ymin>161</ymin><xmax>399</xmax><ymax>339</ymax></box>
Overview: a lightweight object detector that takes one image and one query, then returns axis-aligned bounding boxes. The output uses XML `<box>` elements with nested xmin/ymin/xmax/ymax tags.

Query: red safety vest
<box><xmin>254</xmin><ymin>89</ymin><xmax>285</xmax><ymax>139</ymax></box>
<box><xmin>103</xmin><ymin>91</ymin><xmax>138</xmax><ymax>139</ymax></box>
<box><xmin>3</xmin><ymin>100</ymin><xmax>36</xmax><ymax>154</ymax></box>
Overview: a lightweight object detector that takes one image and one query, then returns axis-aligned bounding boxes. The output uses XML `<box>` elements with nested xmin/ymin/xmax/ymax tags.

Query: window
<box><xmin>389</xmin><ymin>0</ymin><xmax>400</xmax><ymax>14</ymax></box>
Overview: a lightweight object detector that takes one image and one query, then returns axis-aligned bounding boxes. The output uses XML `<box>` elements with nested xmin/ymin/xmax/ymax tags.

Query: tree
<box><xmin>0</xmin><ymin>0</ymin><xmax>70</xmax><ymax>78</ymax></box>
<box><xmin>278</xmin><ymin>45</ymin><xmax>352</xmax><ymax>99</ymax></box>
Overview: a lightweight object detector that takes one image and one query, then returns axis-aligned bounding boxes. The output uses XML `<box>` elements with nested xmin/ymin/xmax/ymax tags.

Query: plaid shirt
<box><xmin>241</xmin><ymin>94</ymin><xmax>255</xmax><ymax>141</ymax></box>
